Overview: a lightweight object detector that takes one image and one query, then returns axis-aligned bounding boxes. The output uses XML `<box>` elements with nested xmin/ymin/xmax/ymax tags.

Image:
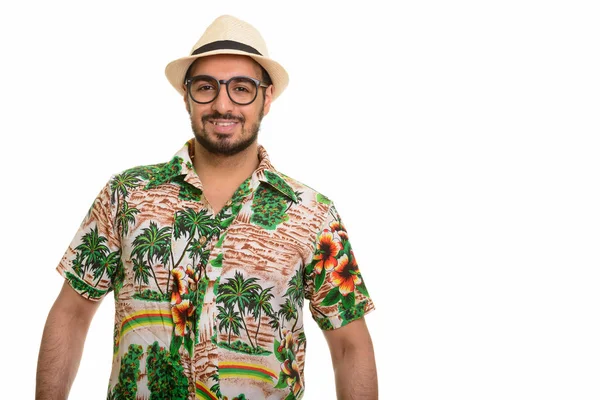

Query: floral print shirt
<box><xmin>57</xmin><ymin>139</ymin><xmax>374</xmax><ymax>400</ymax></box>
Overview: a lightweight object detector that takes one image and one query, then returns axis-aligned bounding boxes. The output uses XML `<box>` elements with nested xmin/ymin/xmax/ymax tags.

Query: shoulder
<box><xmin>109</xmin><ymin>156</ymin><xmax>188</xmax><ymax>192</ymax></box>
<box><xmin>276</xmin><ymin>171</ymin><xmax>334</xmax><ymax>209</ymax></box>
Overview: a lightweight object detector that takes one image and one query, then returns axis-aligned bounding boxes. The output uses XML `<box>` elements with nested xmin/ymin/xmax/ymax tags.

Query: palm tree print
<box><xmin>250</xmin><ymin>287</ymin><xmax>275</xmax><ymax>345</ymax></box>
<box><xmin>110</xmin><ymin>171</ymin><xmax>140</xmax><ymax>212</ymax></box>
<box><xmin>58</xmin><ymin>141</ymin><xmax>376</xmax><ymax>399</ymax></box>
<box><xmin>278</xmin><ymin>298</ymin><xmax>298</xmax><ymax>332</ymax></box>
<box><xmin>131</xmin><ymin>222</ymin><xmax>172</xmax><ymax>295</ymax></box>
<box><xmin>284</xmin><ymin>269</ymin><xmax>304</xmax><ymax>309</ymax></box>
<box><xmin>209</xmin><ymin>368</ymin><xmax>222</xmax><ymax>399</ymax></box>
<box><xmin>185</xmin><ymin>237</ymin><xmax>210</xmax><ymax>278</ymax></box>
<box><xmin>93</xmin><ymin>250</ymin><xmax>121</xmax><ymax>287</ymax></box>
<box><xmin>269</xmin><ymin>312</ymin><xmax>283</xmax><ymax>341</ymax></box>
<box><xmin>217</xmin><ymin>271</ymin><xmax>260</xmax><ymax>349</ymax></box>
<box><xmin>117</xmin><ymin>201</ymin><xmax>139</xmax><ymax>237</ymax></box>
<box><xmin>72</xmin><ymin>226</ymin><xmax>122</xmax><ymax>288</ymax></box>
<box><xmin>75</xmin><ymin>226</ymin><xmax>109</xmax><ymax>276</ymax></box>
<box><xmin>132</xmin><ymin>256</ymin><xmax>151</xmax><ymax>291</ymax></box>
<box><xmin>217</xmin><ymin>304</ymin><xmax>242</xmax><ymax>345</ymax></box>
<box><xmin>271</xmin><ymin>269</ymin><xmax>306</xmax><ymax>343</ymax></box>
<box><xmin>170</xmin><ymin>207</ymin><xmax>220</xmax><ymax>294</ymax></box>
<box><xmin>273</xmin><ymin>270</ymin><xmax>311</xmax><ymax>400</ymax></box>
<box><xmin>173</xmin><ymin>208</ymin><xmax>219</xmax><ymax>267</ymax></box>
<box><xmin>72</xmin><ymin>251</ymin><xmax>85</xmax><ymax>277</ymax></box>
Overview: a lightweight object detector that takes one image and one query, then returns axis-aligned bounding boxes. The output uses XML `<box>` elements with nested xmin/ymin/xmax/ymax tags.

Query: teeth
<box><xmin>212</xmin><ymin>121</ymin><xmax>235</xmax><ymax>126</ymax></box>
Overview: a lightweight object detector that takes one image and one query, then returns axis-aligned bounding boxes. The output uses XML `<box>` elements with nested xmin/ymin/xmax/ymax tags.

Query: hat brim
<box><xmin>165</xmin><ymin>49</ymin><xmax>289</xmax><ymax>101</ymax></box>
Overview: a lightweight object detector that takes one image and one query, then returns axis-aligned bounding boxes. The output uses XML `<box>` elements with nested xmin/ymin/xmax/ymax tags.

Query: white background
<box><xmin>1</xmin><ymin>0</ymin><xmax>599</xmax><ymax>399</ymax></box>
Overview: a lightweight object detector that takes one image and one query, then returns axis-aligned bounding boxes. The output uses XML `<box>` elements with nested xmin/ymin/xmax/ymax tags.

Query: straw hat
<box><xmin>165</xmin><ymin>15</ymin><xmax>289</xmax><ymax>100</ymax></box>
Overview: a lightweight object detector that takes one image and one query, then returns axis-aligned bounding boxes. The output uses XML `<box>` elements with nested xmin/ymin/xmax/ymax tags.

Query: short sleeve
<box><xmin>56</xmin><ymin>177</ymin><xmax>123</xmax><ymax>301</ymax></box>
<box><xmin>304</xmin><ymin>203</ymin><xmax>375</xmax><ymax>330</ymax></box>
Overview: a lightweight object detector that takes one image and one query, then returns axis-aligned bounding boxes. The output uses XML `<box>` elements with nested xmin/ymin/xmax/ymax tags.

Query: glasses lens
<box><xmin>189</xmin><ymin>76</ymin><xmax>219</xmax><ymax>103</ymax></box>
<box><xmin>227</xmin><ymin>77</ymin><xmax>258</xmax><ymax>105</ymax></box>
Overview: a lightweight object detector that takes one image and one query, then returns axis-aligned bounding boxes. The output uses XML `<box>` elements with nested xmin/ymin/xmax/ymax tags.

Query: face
<box><xmin>184</xmin><ymin>54</ymin><xmax>273</xmax><ymax>156</ymax></box>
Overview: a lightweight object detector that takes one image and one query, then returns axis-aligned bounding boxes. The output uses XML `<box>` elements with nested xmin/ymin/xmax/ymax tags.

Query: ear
<box><xmin>183</xmin><ymin>90</ymin><xmax>191</xmax><ymax>115</ymax></box>
<box><xmin>262</xmin><ymin>85</ymin><xmax>274</xmax><ymax>117</ymax></box>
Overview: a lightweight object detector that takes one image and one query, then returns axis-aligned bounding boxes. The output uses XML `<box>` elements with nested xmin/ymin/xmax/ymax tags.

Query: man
<box><xmin>36</xmin><ymin>15</ymin><xmax>377</xmax><ymax>400</ymax></box>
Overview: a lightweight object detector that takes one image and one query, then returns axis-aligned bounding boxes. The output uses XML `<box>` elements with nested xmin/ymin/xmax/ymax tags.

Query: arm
<box><xmin>323</xmin><ymin>317</ymin><xmax>378</xmax><ymax>400</ymax></box>
<box><xmin>36</xmin><ymin>281</ymin><xmax>102</xmax><ymax>400</ymax></box>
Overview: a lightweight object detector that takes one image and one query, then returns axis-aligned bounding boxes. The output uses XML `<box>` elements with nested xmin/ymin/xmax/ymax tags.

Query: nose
<box><xmin>211</xmin><ymin>83</ymin><xmax>235</xmax><ymax>114</ymax></box>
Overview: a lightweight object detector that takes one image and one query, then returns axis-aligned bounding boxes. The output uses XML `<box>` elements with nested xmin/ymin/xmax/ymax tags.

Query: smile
<box><xmin>209</xmin><ymin>120</ymin><xmax>238</xmax><ymax>126</ymax></box>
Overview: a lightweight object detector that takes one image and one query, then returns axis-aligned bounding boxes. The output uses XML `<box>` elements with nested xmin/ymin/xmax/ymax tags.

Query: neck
<box><xmin>192</xmin><ymin>140</ymin><xmax>260</xmax><ymax>187</ymax></box>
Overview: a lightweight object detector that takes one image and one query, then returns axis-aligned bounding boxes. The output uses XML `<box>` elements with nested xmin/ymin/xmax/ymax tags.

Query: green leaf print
<box><xmin>304</xmin><ymin>259</ymin><xmax>315</xmax><ymax>277</ymax></box>
<box><xmin>219</xmin><ymin>215</ymin><xmax>236</xmax><ymax>229</ymax></box>
<box><xmin>341</xmin><ymin>291</ymin><xmax>356</xmax><ymax>310</ymax></box>
<box><xmin>146</xmin><ymin>341</ymin><xmax>188</xmax><ymax>400</ymax></box>
<box><xmin>314</xmin><ymin>268</ymin><xmax>326</xmax><ymax>292</ymax></box>
<box><xmin>357</xmin><ymin>282</ymin><xmax>370</xmax><ymax>297</ymax></box>
<box><xmin>284</xmin><ymin>392</ymin><xmax>297</xmax><ymax>400</ymax></box>
<box><xmin>110</xmin><ymin>344</ymin><xmax>143</xmax><ymax>400</ymax></box>
<box><xmin>175</xmin><ymin>178</ymin><xmax>203</xmax><ymax>202</ymax></box>
<box><xmin>250</xmin><ymin>186</ymin><xmax>289</xmax><ymax>230</ymax></box>
<box><xmin>143</xmin><ymin>157</ymin><xmax>183</xmax><ymax>190</ymax></box>
<box><xmin>215</xmin><ymin>233</ymin><xmax>226</xmax><ymax>248</ymax></box>
<box><xmin>339</xmin><ymin>300</ymin><xmax>368</xmax><ymax>326</ymax></box>
<box><xmin>170</xmin><ymin>335</ymin><xmax>183</xmax><ymax>355</ymax></box>
<box><xmin>213</xmin><ymin>276</ymin><xmax>220</xmax><ymax>295</ymax></box>
<box><xmin>321</xmin><ymin>288</ymin><xmax>342</xmax><ymax>306</ymax></box>
<box><xmin>210</xmin><ymin>253</ymin><xmax>223</xmax><ymax>268</ymax></box>
<box><xmin>264</xmin><ymin>170</ymin><xmax>297</xmax><ymax>201</ymax></box>
<box><xmin>274</xmin><ymin>340</ymin><xmax>285</xmax><ymax>362</ymax></box>
<box><xmin>184</xmin><ymin>336</ymin><xmax>194</xmax><ymax>356</ymax></box>
<box><xmin>316</xmin><ymin>193</ymin><xmax>331</xmax><ymax>204</ymax></box>
<box><xmin>316</xmin><ymin>317</ymin><xmax>334</xmax><ymax>330</ymax></box>
<box><xmin>65</xmin><ymin>272</ymin><xmax>108</xmax><ymax>299</ymax></box>
<box><xmin>274</xmin><ymin>372</ymin><xmax>288</xmax><ymax>389</ymax></box>
<box><xmin>217</xmin><ymin>339</ymin><xmax>271</xmax><ymax>356</ymax></box>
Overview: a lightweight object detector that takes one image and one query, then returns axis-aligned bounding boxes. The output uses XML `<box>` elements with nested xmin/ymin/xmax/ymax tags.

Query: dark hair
<box><xmin>260</xmin><ymin>65</ymin><xmax>272</xmax><ymax>86</ymax></box>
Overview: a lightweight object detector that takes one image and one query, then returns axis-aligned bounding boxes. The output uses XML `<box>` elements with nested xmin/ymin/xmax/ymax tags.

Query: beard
<box><xmin>191</xmin><ymin>111</ymin><xmax>262</xmax><ymax>156</ymax></box>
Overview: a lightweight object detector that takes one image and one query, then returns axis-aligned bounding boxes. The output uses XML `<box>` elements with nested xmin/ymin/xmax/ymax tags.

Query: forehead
<box><xmin>187</xmin><ymin>54</ymin><xmax>263</xmax><ymax>79</ymax></box>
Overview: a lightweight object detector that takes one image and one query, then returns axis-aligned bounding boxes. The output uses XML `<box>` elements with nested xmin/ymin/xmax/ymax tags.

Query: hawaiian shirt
<box><xmin>57</xmin><ymin>139</ymin><xmax>375</xmax><ymax>400</ymax></box>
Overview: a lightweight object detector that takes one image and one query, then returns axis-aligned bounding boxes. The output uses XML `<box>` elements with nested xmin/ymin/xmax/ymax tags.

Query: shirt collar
<box><xmin>171</xmin><ymin>139</ymin><xmax>298</xmax><ymax>203</ymax></box>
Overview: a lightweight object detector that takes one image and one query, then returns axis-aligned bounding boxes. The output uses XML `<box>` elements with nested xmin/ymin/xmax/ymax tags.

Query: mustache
<box><xmin>201</xmin><ymin>112</ymin><xmax>245</xmax><ymax>124</ymax></box>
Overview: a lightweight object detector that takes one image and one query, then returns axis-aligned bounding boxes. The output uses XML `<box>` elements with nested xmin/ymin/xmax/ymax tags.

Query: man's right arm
<box><xmin>36</xmin><ymin>281</ymin><xmax>102</xmax><ymax>400</ymax></box>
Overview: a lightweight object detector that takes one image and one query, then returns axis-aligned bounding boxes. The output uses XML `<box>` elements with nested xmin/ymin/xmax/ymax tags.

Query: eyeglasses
<box><xmin>185</xmin><ymin>75</ymin><xmax>269</xmax><ymax>106</ymax></box>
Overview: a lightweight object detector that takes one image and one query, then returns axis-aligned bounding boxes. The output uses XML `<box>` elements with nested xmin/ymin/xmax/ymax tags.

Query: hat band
<box><xmin>192</xmin><ymin>40</ymin><xmax>262</xmax><ymax>56</ymax></box>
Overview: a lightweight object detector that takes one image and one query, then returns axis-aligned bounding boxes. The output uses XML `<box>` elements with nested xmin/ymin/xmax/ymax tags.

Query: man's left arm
<box><xmin>323</xmin><ymin>317</ymin><xmax>378</xmax><ymax>400</ymax></box>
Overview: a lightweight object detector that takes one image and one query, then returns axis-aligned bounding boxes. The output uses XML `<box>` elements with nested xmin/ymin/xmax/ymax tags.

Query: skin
<box><xmin>183</xmin><ymin>54</ymin><xmax>273</xmax><ymax>214</ymax></box>
<box><xmin>35</xmin><ymin>282</ymin><xmax>101</xmax><ymax>399</ymax></box>
<box><xmin>36</xmin><ymin>54</ymin><xmax>378</xmax><ymax>400</ymax></box>
<box><xmin>323</xmin><ymin>318</ymin><xmax>379</xmax><ymax>399</ymax></box>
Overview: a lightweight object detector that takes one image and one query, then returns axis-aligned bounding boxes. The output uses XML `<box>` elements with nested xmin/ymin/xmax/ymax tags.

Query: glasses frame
<box><xmin>185</xmin><ymin>75</ymin><xmax>269</xmax><ymax>106</ymax></box>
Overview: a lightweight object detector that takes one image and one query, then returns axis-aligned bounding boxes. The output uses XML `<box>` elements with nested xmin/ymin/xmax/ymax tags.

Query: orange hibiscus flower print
<box><xmin>280</xmin><ymin>359</ymin><xmax>303</xmax><ymax>396</ymax></box>
<box><xmin>171</xmin><ymin>266</ymin><xmax>189</xmax><ymax>304</ymax></box>
<box><xmin>330</xmin><ymin>220</ymin><xmax>348</xmax><ymax>240</ymax></box>
<box><xmin>278</xmin><ymin>329</ymin><xmax>294</xmax><ymax>353</ymax></box>
<box><xmin>330</xmin><ymin>252</ymin><xmax>362</xmax><ymax>296</ymax></box>
<box><xmin>313</xmin><ymin>230</ymin><xmax>342</xmax><ymax>274</ymax></box>
<box><xmin>172</xmin><ymin>299</ymin><xmax>195</xmax><ymax>336</ymax></box>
